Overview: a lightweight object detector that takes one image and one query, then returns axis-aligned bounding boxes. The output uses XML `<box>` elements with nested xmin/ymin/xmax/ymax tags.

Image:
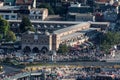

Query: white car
<box><xmin>27</xmin><ymin>58</ymin><xmax>34</xmax><ymax>62</ymax></box>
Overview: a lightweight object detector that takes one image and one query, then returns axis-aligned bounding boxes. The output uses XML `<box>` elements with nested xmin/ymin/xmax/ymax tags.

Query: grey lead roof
<box><xmin>53</xmin><ymin>22</ymin><xmax>89</xmax><ymax>34</ymax></box>
<box><xmin>61</xmin><ymin>32</ymin><xmax>84</xmax><ymax>41</ymax></box>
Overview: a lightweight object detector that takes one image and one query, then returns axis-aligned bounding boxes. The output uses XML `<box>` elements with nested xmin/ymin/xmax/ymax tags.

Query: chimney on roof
<box><xmin>24</xmin><ymin>0</ymin><xmax>28</xmax><ymax>3</ymax></box>
<box><xmin>33</xmin><ymin>0</ymin><xmax>36</xmax><ymax>8</ymax></box>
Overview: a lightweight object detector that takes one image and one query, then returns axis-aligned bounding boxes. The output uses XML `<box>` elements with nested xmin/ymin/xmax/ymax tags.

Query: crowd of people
<box><xmin>0</xmin><ymin>44</ymin><xmax>119</xmax><ymax>80</ymax></box>
<box><xmin>2</xmin><ymin>65</ymin><xmax>120</xmax><ymax>80</ymax></box>
<box><xmin>0</xmin><ymin>47</ymin><xmax>106</xmax><ymax>63</ymax></box>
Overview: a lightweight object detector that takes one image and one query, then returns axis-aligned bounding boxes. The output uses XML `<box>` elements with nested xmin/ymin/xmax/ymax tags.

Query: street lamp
<box><xmin>29</xmin><ymin>68</ymin><xmax>32</xmax><ymax>80</ymax></box>
<box><xmin>51</xmin><ymin>50</ymin><xmax>57</xmax><ymax>63</ymax></box>
<box><xmin>0</xmin><ymin>66</ymin><xmax>3</xmax><ymax>72</ymax></box>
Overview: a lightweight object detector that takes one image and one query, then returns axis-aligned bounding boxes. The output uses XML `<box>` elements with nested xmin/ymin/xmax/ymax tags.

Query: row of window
<box><xmin>29</xmin><ymin>16</ymin><xmax>42</xmax><ymax>20</ymax></box>
<box><xmin>1</xmin><ymin>14</ymin><xmax>43</xmax><ymax>20</ymax></box>
<box><xmin>23</xmin><ymin>39</ymin><xmax>48</xmax><ymax>44</ymax></box>
<box><xmin>61</xmin><ymin>36</ymin><xmax>86</xmax><ymax>43</ymax></box>
<box><xmin>76</xmin><ymin>17</ymin><xmax>94</xmax><ymax>21</ymax></box>
<box><xmin>1</xmin><ymin>14</ymin><xmax>17</xmax><ymax>20</ymax></box>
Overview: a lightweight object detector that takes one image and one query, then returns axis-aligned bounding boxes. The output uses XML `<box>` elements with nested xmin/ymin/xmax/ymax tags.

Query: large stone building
<box><xmin>52</xmin><ymin>22</ymin><xmax>90</xmax><ymax>50</ymax></box>
<box><xmin>22</xmin><ymin>31</ymin><xmax>52</xmax><ymax>53</ymax></box>
<box><xmin>21</xmin><ymin>22</ymin><xmax>109</xmax><ymax>53</ymax></box>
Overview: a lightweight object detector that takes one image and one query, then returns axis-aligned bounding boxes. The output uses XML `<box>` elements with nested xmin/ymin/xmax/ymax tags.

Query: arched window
<box><xmin>32</xmin><ymin>47</ymin><xmax>39</xmax><ymax>53</ymax></box>
<box><xmin>23</xmin><ymin>46</ymin><xmax>31</xmax><ymax>53</ymax></box>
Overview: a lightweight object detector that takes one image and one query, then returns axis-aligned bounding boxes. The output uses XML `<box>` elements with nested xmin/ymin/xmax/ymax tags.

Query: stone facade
<box><xmin>22</xmin><ymin>31</ymin><xmax>52</xmax><ymax>53</ymax></box>
<box><xmin>21</xmin><ymin>22</ymin><xmax>90</xmax><ymax>52</ymax></box>
<box><xmin>21</xmin><ymin>22</ymin><xmax>109</xmax><ymax>53</ymax></box>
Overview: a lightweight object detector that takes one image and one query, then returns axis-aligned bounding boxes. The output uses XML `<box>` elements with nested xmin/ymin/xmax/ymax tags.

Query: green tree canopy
<box><xmin>57</xmin><ymin>44</ymin><xmax>69</xmax><ymax>54</ymax></box>
<box><xmin>0</xmin><ymin>16</ymin><xmax>9</xmax><ymax>36</ymax></box>
<box><xmin>6</xmin><ymin>30</ymin><xmax>16</xmax><ymax>42</ymax></box>
<box><xmin>38</xmin><ymin>3</ymin><xmax>54</xmax><ymax>15</ymax></box>
<box><xmin>19</xmin><ymin>16</ymin><xmax>34</xmax><ymax>33</ymax></box>
<box><xmin>100</xmin><ymin>31</ymin><xmax>120</xmax><ymax>53</ymax></box>
<box><xmin>0</xmin><ymin>34</ymin><xmax>2</xmax><ymax>41</ymax></box>
<box><xmin>54</xmin><ymin>6</ymin><xmax>67</xmax><ymax>16</ymax></box>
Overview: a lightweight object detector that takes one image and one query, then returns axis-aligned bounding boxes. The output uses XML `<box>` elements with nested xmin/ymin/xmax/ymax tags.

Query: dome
<box><xmin>37</xmin><ymin>31</ymin><xmax>41</xmax><ymax>34</ymax></box>
<box><xmin>27</xmin><ymin>31</ymin><xmax>35</xmax><ymax>34</ymax></box>
<box><xmin>45</xmin><ymin>30</ymin><xmax>50</xmax><ymax>35</ymax></box>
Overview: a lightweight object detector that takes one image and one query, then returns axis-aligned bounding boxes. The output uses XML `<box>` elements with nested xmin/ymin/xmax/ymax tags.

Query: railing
<box><xmin>4</xmin><ymin>72</ymin><xmax>42</xmax><ymax>80</ymax></box>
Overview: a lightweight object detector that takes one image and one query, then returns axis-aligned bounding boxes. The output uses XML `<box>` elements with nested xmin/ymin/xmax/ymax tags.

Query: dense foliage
<box><xmin>19</xmin><ymin>16</ymin><xmax>34</xmax><ymax>33</ymax></box>
<box><xmin>6</xmin><ymin>30</ymin><xmax>16</xmax><ymax>42</ymax></box>
<box><xmin>0</xmin><ymin>17</ymin><xmax>16</xmax><ymax>42</ymax></box>
<box><xmin>0</xmin><ymin>16</ymin><xmax>9</xmax><ymax>36</ymax></box>
<box><xmin>57</xmin><ymin>44</ymin><xmax>69</xmax><ymax>54</ymax></box>
<box><xmin>100</xmin><ymin>31</ymin><xmax>120</xmax><ymax>53</ymax></box>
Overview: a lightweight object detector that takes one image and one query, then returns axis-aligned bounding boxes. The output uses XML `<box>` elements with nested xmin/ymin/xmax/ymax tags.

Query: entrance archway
<box><xmin>23</xmin><ymin>46</ymin><xmax>31</xmax><ymax>53</ymax></box>
<box><xmin>32</xmin><ymin>47</ymin><xmax>39</xmax><ymax>53</ymax></box>
<box><xmin>41</xmin><ymin>47</ymin><xmax>48</xmax><ymax>53</ymax></box>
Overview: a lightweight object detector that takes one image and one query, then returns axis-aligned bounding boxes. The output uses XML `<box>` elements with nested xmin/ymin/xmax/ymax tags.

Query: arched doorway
<box><xmin>23</xmin><ymin>46</ymin><xmax>31</xmax><ymax>53</ymax></box>
<box><xmin>32</xmin><ymin>47</ymin><xmax>39</xmax><ymax>53</ymax></box>
<box><xmin>41</xmin><ymin>47</ymin><xmax>48</xmax><ymax>53</ymax></box>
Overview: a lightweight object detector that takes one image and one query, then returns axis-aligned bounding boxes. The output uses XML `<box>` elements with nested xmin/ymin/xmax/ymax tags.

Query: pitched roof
<box><xmin>68</xmin><ymin>6</ymin><xmax>93</xmax><ymax>14</ymax></box>
<box><xmin>16</xmin><ymin>0</ymin><xmax>33</xmax><ymax>5</ymax></box>
<box><xmin>95</xmin><ymin>0</ymin><xmax>110</xmax><ymax>2</ymax></box>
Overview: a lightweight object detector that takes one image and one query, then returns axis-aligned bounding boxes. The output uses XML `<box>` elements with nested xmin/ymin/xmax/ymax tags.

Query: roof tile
<box><xmin>16</xmin><ymin>0</ymin><xmax>33</xmax><ymax>5</ymax></box>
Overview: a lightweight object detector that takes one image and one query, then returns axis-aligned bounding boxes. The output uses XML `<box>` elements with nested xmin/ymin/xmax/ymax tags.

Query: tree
<box><xmin>54</xmin><ymin>6</ymin><xmax>67</xmax><ymax>16</ymax></box>
<box><xmin>0</xmin><ymin>34</ymin><xmax>2</xmax><ymax>41</ymax></box>
<box><xmin>100</xmin><ymin>31</ymin><xmax>120</xmax><ymax>53</ymax></box>
<box><xmin>57</xmin><ymin>44</ymin><xmax>69</xmax><ymax>54</ymax></box>
<box><xmin>0</xmin><ymin>16</ymin><xmax>9</xmax><ymax>36</ymax></box>
<box><xmin>6</xmin><ymin>30</ymin><xmax>16</xmax><ymax>42</ymax></box>
<box><xmin>19</xmin><ymin>16</ymin><xmax>34</xmax><ymax>33</ymax></box>
<box><xmin>38</xmin><ymin>3</ymin><xmax>54</xmax><ymax>15</ymax></box>
<box><xmin>0</xmin><ymin>16</ymin><xmax>16</xmax><ymax>42</ymax></box>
